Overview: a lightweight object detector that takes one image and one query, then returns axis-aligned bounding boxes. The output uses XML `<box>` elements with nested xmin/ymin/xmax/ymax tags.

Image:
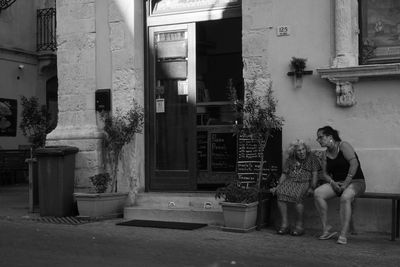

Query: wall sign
<box><xmin>0</xmin><ymin>98</ymin><xmax>17</xmax><ymax>136</ymax></box>
<box><xmin>151</xmin><ymin>0</ymin><xmax>241</xmax><ymax>15</ymax></box>
<box><xmin>211</xmin><ymin>132</ymin><xmax>237</xmax><ymax>172</ymax></box>
<box><xmin>276</xmin><ymin>25</ymin><xmax>290</xmax><ymax>37</ymax></box>
<box><xmin>156</xmin><ymin>98</ymin><xmax>165</xmax><ymax>113</ymax></box>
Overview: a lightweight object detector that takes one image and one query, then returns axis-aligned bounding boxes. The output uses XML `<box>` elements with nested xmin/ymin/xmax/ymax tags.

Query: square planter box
<box><xmin>220</xmin><ymin>201</ymin><xmax>258</xmax><ymax>233</ymax></box>
<box><xmin>74</xmin><ymin>192</ymin><xmax>128</xmax><ymax>220</ymax></box>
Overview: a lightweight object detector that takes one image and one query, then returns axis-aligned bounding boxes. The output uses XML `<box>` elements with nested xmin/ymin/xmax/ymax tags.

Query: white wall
<box><xmin>243</xmin><ymin>0</ymin><xmax>400</xmax><ymax>232</ymax></box>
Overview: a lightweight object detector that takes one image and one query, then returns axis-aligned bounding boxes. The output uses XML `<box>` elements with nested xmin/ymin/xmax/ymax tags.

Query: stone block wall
<box><xmin>48</xmin><ymin>0</ymin><xmax>145</xmax><ymax>200</ymax></box>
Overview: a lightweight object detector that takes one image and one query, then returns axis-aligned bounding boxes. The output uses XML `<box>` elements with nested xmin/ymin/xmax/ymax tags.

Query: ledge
<box><xmin>317</xmin><ymin>63</ymin><xmax>400</xmax><ymax>80</ymax></box>
<box><xmin>316</xmin><ymin>63</ymin><xmax>400</xmax><ymax>107</ymax></box>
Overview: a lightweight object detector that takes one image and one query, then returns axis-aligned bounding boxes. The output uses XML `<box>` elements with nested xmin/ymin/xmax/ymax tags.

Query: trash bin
<box><xmin>36</xmin><ymin>146</ymin><xmax>79</xmax><ymax>217</ymax></box>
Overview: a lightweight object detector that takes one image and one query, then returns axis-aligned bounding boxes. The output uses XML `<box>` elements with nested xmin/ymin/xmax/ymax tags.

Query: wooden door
<box><xmin>148</xmin><ymin>24</ymin><xmax>197</xmax><ymax>191</ymax></box>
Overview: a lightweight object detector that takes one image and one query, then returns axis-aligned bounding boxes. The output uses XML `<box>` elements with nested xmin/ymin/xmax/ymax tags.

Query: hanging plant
<box><xmin>290</xmin><ymin>57</ymin><xmax>307</xmax><ymax>76</ymax></box>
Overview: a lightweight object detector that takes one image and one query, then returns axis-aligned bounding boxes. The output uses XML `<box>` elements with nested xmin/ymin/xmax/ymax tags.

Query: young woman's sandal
<box><xmin>336</xmin><ymin>235</ymin><xmax>347</xmax><ymax>245</ymax></box>
<box><xmin>318</xmin><ymin>231</ymin><xmax>337</xmax><ymax>240</ymax></box>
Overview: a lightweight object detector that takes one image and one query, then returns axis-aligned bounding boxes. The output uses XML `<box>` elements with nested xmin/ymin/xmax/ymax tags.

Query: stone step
<box><xmin>123</xmin><ymin>192</ymin><xmax>224</xmax><ymax>225</ymax></box>
<box><xmin>134</xmin><ymin>192</ymin><xmax>222</xmax><ymax>211</ymax></box>
<box><xmin>124</xmin><ymin>207</ymin><xmax>224</xmax><ymax>225</ymax></box>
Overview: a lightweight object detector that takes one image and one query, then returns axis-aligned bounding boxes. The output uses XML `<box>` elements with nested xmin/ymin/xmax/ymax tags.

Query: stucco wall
<box><xmin>243</xmin><ymin>0</ymin><xmax>400</xmax><ymax>232</ymax></box>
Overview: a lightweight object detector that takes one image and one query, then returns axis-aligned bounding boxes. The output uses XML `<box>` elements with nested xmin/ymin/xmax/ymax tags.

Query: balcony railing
<box><xmin>37</xmin><ymin>8</ymin><xmax>56</xmax><ymax>52</ymax></box>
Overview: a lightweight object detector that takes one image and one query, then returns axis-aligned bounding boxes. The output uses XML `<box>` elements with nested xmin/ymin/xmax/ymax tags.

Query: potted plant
<box><xmin>74</xmin><ymin>172</ymin><xmax>130</xmax><ymax>219</ymax></box>
<box><xmin>74</xmin><ymin>100</ymin><xmax>144</xmax><ymax>220</ymax></box>
<box><xmin>217</xmin><ymin>80</ymin><xmax>284</xmax><ymax>231</ymax></box>
<box><xmin>19</xmin><ymin>96</ymin><xmax>53</xmax><ymax>212</ymax></box>
<box><xmin>290</xmin><ymin>57</ymin><xmax>307</xmax><ymax>77</ymax></box>
<box><xmin>19</xmin><ymin>96</ymin><xmax>53</xmax><ymax>150</ymax></box>
<box><xmin>215</xmin><ymin>180</ymin><xmax>259</xmax><ymax>232</ymax></box>
<box><xmin>101</xmin><ymin>101</ymin><xmax>144</xmax><ymax>193</ymax></box>
<box><xmin>360</xmin><ymin>39</ymin><xmax>377</xmax><ymax>65</ymax></box>
<box><xmin>287</xmin><ymin>57</ymin><xmax>313</xmax><ymax>88</ymax></box>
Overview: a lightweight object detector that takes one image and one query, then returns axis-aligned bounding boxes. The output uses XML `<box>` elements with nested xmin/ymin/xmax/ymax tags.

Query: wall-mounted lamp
<box><xmin>287</xmin><ymin>57</ymin><xmax>313</xmax><ymax>88</ymax></box>
<box><xmin>18</xmin><ymin>64</ymin><xmax>24</xmax><ymax>70</ymax></box>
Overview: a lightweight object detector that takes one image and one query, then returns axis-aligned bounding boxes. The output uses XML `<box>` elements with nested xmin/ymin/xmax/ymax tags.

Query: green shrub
<box><xmin>215</xmin><ymin>181</ymin><xmax>259</xmax><ymax>204</ymax></box>
<box><xmin>89</xmin><ymin>173</ymin><xmax>112</xmax><ymax>193</ymax></box>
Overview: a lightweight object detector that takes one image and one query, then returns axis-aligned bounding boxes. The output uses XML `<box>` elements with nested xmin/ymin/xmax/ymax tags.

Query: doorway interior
<box><xmin>148</xmin><ymin>17</ymin><xmax>243</xmax><ymax>192</ymax></box>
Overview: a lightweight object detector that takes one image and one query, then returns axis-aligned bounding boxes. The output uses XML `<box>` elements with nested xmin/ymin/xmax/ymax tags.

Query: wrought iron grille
<box><xmin>0</xmin><ymin>0</ymin><xmax>16</xmax><ymax>12</ymax></box>
<box><xmin>37</xmin><ymin>8</ymin><xmax>56</xmax><ymax>52</ymax></box>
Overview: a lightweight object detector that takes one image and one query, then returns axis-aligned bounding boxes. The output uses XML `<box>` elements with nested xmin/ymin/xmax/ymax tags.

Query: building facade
<box><xmin>50</xmin><ymin>0</ymin><xmax>400</xmax><ymax>232</ymax></box>
<box><xmin>0</xmin><ymin>0</ymin><xmax>57</xmax><ymax>149</ymax></box>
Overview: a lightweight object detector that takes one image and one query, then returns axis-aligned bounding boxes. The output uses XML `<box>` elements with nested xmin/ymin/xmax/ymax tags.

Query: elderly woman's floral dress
<box><xmin>276</xmin><ymin>154</ymin><xmax>319</xmax><ymax>203</ymax></box>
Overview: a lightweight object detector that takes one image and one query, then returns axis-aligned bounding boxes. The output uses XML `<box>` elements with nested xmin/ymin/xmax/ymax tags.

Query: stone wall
<box><xmin>49</xmin><ymin>0</ymin><xmax>145</xmax><ymax>201</ymax></box>
<box><xmin>242</xmin><ymin>0</ymin><xmax>273</xmax><ymax>103</ymax></box>
<box><xmin>48</xmin><ymin>0</ymin><xmax>101</xmax><ymax>190</ymax></box>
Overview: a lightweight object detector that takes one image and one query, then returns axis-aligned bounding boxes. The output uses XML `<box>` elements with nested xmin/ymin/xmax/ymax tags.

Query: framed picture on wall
<box><xmin>360</xmin><ymin>0</ymin><xmax>400</xmax><ymax>64</ymax></box>
<box><xmin>0</xmin><ymin>98</ymin><xmax>17</xmax><ymax>137</ymax></box>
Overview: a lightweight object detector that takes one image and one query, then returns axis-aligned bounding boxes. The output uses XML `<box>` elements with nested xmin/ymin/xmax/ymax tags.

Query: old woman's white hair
<box><xmin>287</xmin><ymin>139</ymin><xmax>311</xmax><ymax>160</ymax></box>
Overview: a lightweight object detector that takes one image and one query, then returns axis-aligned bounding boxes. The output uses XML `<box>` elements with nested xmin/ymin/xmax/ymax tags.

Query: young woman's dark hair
<box><xmin>317</xmin><ymin>126</ymin><xmax>341</xmax><ymax>142</ymax></box>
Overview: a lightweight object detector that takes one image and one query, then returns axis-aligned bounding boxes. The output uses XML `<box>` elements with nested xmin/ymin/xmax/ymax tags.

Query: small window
<box><xmin>359</xmin><ymin>0</ymin><xmax>400</xmax><ymax>64</ymax></box>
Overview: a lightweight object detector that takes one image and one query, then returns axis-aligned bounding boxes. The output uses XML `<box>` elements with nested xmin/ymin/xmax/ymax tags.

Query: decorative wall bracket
<box><xmin>287</xmin><ymin>70</ymin><xmax>313</xmax><ymax>77</ymax></box>
<box><xmin>329</xmin><ymin>78</ymin><xmax>358</xmax><ymax>107</ymax></box>
<box><xmin>287</xmin><ymin>70</ymin><xmax>313</xmax><ymax>88</ymax></box>
<box><xmin>317</xmin><ymin>63</ymin><xmax>400</xmax><ymax>107</ymax></box>
<box><xmin>287</xmin><ymin>57</ymin><xmax>313</xmax><ymax>88</ymax></box>
<box><xmin>0</xmin><ymin>0</ymin><xmax>16</xmax><ymax>13</ymax></box>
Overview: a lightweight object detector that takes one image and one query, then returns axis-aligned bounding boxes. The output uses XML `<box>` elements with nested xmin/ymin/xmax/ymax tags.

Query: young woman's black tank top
<box><xmin>326</xmin><ymin>150</ymin><xmax>364</xmax><ymax>182</ymax></box>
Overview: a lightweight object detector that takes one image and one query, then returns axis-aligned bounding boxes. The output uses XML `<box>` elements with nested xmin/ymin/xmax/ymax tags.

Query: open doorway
<box><xmin>196</xmin><ymin>18</ymin><xmax>243</xmax><ymax>190</ymax></box>
<box><xmin>147</xmin><ymin>17</ymin><xmax>243</xmax><ymax>191</ymax></box>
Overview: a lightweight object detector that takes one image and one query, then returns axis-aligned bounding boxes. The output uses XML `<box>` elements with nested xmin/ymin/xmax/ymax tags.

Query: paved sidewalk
<box><xmin>0</xmin><ymin>184</ymin><xmax>32</xmax><ymax>219</ymax></box>
<box><xmin>1</xmin><ymin>184</ymin><xmax>399</xmax><ymax>267</ymax></box>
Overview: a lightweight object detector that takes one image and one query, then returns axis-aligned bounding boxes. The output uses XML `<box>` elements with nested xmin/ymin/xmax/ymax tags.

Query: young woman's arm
<box><xmin>340</xmin><ymin>141</ymin><xmax>359</xmax><ymax>189</ymax></box>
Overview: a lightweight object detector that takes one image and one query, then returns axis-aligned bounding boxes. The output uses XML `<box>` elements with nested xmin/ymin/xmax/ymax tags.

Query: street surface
<box><xmin>0</xmin><ymin>217</ymin><xmax>399</xmax><ymax>267</ymax></box>
<box><xmin>1</xmin><ymin>185</ymin><xmax>399</xmax><ymax>267</ymax></box>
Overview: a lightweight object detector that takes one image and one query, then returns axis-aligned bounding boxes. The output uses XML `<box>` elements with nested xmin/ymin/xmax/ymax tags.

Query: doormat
<box><xmin>116</xmin><ymin>220</ymin><xmax>208</xmax><ymax>230</ymax></box>
<box><xmin>26</xmin><ymin>216</ymin><xmax>90</xmax><ymax>225</ymax></box>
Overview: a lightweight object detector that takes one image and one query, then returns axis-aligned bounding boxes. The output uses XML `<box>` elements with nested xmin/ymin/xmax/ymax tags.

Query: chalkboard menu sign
<box><xmin>237</xmin><ymin>131</ymin><xmax>282</xmax><ymax>186</ymax></box>
<box><xmin>211</xmin><ymin>132</ymin><xmax>237</xmax><ymax>172</ymax></box>
<box><xmin>197</xmin><ymin>131</ymin><xmax>208</xmax><ymax>170</ymax></box>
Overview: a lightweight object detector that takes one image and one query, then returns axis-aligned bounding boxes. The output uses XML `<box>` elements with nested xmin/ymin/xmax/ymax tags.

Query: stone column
<box><xmin>330</xmin><ymin>0</ymin><xmax>358</xmax><ymax>106</ymax></box>
<box><xmin>46</xmin><ymin>0</ymin><xmax>103</xmax><ymax>190</ymax></box>
<box><xmin>333</xmin><ymin>0</ymin><xmax>357</xmax><ymax>68</ymax></box>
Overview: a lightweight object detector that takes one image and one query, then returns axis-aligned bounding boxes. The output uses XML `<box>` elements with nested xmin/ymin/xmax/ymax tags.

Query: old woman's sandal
<box><xmin>277</xmin><ymin>226</ymin><xmax>290</xmax><ymax>235</ymax></box>
<box><xmin>291</xmin><ymin>228</ymin><xmax>305</xmax><ymax>236</ymax></box>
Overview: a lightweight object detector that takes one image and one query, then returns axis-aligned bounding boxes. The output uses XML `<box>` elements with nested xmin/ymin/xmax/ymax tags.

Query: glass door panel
<box><xmin>149</xmin><ymin>24</ymin><xmax>196</xmax><ymax>190</ymax></box>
